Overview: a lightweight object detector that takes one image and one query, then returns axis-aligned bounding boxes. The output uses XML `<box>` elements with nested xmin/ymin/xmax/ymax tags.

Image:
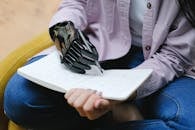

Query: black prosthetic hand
<box><xmin>50</xmin><ymin>21</ymin><xmax>100</xmax><ymax>74</ymax></box>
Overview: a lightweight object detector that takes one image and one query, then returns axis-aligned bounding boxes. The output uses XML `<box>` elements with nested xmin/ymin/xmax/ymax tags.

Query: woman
<box><xmin>4</xmin><ymin>0</ymin><xmax>195</xmax><ymax>130</ymax></box>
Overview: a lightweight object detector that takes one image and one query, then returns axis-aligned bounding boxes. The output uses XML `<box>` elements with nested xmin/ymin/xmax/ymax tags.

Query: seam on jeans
<box><xmin>25</xmin><ymin>101</ymin><xmax>54</xmax><ymax>109</ymax></box>
<box><xmin>120</xmin><ymin>120</ymin><xmax>170</xmax><ymax>127</ymax></box>
<box><xmin>160</xmin><ymin>93</ymin><xmax>180</xmax><ymax>122</ymax></box>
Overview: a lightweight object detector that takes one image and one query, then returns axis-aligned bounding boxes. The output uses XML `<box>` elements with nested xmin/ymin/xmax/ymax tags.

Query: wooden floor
<box><xmin>0</xmin><ymin>0</ymin><xmax>60</xmax><ymax>60</ymax></box>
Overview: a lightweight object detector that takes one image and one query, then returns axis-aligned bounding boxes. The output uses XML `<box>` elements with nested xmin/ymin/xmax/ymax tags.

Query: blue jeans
<box><xmin>4</xmin><ymin>46</ymin><xmax>195</xmax><ymax>130</ymax></box>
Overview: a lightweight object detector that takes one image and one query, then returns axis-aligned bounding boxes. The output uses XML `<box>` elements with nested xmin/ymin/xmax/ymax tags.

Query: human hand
<box><xmin>64</xmin><ymin>88</ymin><xmax>118</xmax><ymax>120</ymax></box>
<box><xmin>52</xmin><ymin>21</ymin><xmax>99</xmax><ymax>74</ymax></box>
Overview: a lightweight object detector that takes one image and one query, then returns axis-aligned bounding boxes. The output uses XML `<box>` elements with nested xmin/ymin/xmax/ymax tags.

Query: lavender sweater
<box><xmin>49</xmin><ymin>0</ymin><xmax>195</xmax><ymax>98</ymax></box>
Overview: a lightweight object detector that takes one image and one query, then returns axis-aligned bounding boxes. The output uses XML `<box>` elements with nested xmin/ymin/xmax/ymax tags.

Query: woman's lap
<box><xmin>133</xmin><ymin>76</ymin><xmax>195</xmax><ymax>130</ymax></box>
<box><xmin>100</xmin><ymin>76</ymin><xmax>195</xmax><ymax>130</ymax></box>
<box><xmin>4</xmin><ymin>48</ymin><xmax>195</xmax><ymax>130</ymax></box>
<box><xmin>4</xmin><ymin>55</ymin><xmax>110</xmax><ymax>129</ymax></box>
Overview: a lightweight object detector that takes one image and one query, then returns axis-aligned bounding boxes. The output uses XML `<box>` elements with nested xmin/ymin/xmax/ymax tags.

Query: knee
<box><xmin>3</xmin><ymin>73</ymin><xmax>55</xmax><ymax>128</ymax></box>
<box><xmin>4</xmin><ymin>81</ymin><xmax>38</xmax><ymax>128</ymax></box>
<box><xmin>140</xmin><ymin>92</ymin><xmax>179</xmax><ymax>120</ymax></box>
<box><xmin>4</xmin><ymin>93</ymin><xmax>29</xmax><ymax>128</ymax></box>
<box><xmin>153</xmin><ymin>92</ymin><xmax>195</xmax><ymax>129</ymax></box>
<box><xmin>140</xmin><ymin>83</ymin><xmax>195</xmax><ymax>129</ymax></box>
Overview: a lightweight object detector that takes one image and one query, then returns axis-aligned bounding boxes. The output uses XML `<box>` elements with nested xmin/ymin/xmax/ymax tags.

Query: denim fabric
<box><xmin>4</xmin><ymin>47</ymin><xmax>195</xmax><ymax>130</ymax></box>
<box><xmin>103</xmin><ymin>76</ymin><xmax>195</xmax><ymax>130</ymax></box>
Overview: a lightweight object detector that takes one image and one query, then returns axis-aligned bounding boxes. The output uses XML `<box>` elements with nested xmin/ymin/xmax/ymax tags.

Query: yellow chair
<box><xmin>0</xmin><ymin>32</ymin><xmax>53</xmax><ymax>130</ymax></box>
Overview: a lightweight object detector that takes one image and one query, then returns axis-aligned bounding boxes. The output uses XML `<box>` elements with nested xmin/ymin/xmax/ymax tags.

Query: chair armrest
<box><xmin>0</xmin><ymin>31</ymin><xmax>53</xmax><ymax>130</ymax></box>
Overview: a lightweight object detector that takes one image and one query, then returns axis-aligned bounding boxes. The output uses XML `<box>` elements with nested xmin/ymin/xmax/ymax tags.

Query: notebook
<box><xmin>17</xmin><ymin>51</ymin><xmax>153</xmax><ymax>101</ymax></box>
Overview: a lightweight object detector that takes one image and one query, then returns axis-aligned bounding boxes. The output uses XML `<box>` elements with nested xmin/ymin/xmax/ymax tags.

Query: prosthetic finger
<box><xmin>70</xmin><ymin>44</ymin><xmax>97</xmax><ymax>65</ymax></box>
<box><xmin>68</xmin><ymin>48</ymin><xmax>95</xmax><ymax>65</ymax></box>
<box><xmin>66</xmin><ymin>54</ymin><xmax>91</xmax><ymax>70</ymax></box>
<box><xmin>80</xmin><ymin>49</ymin><xmax>98</xmax><ymax>61</ymax></box>
<box><xmin>63</xmin><ymin>56</ymin><xmax>86</xmax><ymax>74</ymax></box>
<box><xmin>87</xmin><ymin>41</ymin><xmax>99</xmax><ymax>57</ymax></box>
<box><xmin>64</xmin><ymin>62</ymin><xmax>85</xmax><ymax>74</ymax></box>
<box><xmin>73</xmin><ymin>40</ymin><xmax>98</xmax><ymax>60</ymax></box>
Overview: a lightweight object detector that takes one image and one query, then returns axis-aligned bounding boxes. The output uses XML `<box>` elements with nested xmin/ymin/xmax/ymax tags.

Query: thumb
<box><xmin>94</xmin><ymin>99</ymin><xmax>110</xmax><ymax>109</ymax></box>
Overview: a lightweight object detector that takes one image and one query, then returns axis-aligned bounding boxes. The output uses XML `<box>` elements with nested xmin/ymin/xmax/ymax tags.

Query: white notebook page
<box><xmin>17</xmin><ymin>51</ymin><xmax>153</xmax><ymax>101</ymax></box>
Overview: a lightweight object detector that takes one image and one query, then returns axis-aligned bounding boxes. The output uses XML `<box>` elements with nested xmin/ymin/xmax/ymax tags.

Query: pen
<box><xmin>78</xmin><ymin>30</ymin><xmax>103</xmax><ymax>74</ymax></box>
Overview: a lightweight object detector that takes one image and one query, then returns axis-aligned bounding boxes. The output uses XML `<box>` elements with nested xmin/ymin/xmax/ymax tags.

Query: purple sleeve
<box><xmin>49</xmin><ymin>0</ymin><xmax>88</xmax><ymax>30</ymax></box>
<box><xmin>135</xmin><ymin>13</ymin><xmax>195</xmax><ymax>99</ymax></box>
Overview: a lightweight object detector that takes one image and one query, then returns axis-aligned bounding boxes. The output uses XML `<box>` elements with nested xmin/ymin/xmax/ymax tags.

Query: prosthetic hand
<box><xmin>50</xmin><ymin>21</ymin><xmax>102</xmax><ymax>74</ymax></box>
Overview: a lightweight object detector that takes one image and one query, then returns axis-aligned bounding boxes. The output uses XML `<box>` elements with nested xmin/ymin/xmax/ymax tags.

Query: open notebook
<box><xmin>17</xmin><ymin>51</ymin><xmax>153</xmax><ymax>101</ymax></box>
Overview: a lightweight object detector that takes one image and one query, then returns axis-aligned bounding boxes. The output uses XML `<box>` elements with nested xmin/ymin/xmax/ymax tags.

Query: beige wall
<box><xmin>0</xmin><ymin>0</ymin><xmax>61</xmax><ymax>60</ymax></box>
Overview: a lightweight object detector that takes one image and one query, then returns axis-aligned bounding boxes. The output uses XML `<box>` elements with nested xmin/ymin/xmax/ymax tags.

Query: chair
<box><xmin>0</xmin><ymin>32</ymin><xmax>53</xmax><ymax>130</ymax></box>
